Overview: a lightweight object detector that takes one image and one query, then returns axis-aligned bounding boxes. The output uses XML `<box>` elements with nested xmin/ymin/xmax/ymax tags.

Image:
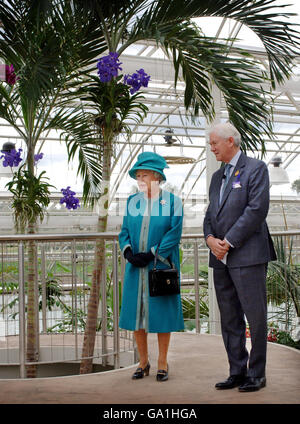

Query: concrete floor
<box><xmin>0</xmin><ymin>333</ymin><xmax>299</xmax><ymax>404</ymax></box>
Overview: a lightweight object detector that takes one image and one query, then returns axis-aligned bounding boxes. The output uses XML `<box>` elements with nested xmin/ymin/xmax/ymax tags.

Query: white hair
<box><xmin>207</xmin><ymin>122</ymin><xmax>241</xmax><ymax>147</ymax></box>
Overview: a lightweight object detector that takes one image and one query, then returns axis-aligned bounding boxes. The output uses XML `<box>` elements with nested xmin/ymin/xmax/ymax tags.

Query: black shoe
<box><xmin>132</xmin><ymin>362</ymin><xmax>150</xmax><ymax>379</ymax></box>
<box><xmin>215</xmin><ymin>375</ymin><xmax>245</xmax><ymax>390</ymax></box>
<box><xmin>156</xmin><ymin>365</ymin><xmax>168</xmax><ymax>382</ymax></box>
<box><xmin>239</xmin><ymin>377</ymin><xmax>266</xmax><ymax>392</ymax></box>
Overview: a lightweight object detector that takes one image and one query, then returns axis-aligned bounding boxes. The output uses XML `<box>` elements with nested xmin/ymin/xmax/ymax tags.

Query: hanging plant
<box><xmin>5</xmin><ymin>166</ymin><xmax>55</xmax><ymax>233</ymax></box>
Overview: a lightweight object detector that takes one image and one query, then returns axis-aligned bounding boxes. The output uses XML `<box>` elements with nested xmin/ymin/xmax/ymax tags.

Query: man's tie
<box><xmin>219</xmin><ymin>163</ymin><xmax>232</xmax><ymax>203</ymax></box>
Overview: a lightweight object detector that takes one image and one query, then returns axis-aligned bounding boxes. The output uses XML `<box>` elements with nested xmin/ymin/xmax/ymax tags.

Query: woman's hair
<box><xmin>153</xmin><ymin>171</ymin><xmax>164</xmax><ymax>183</ymax></box>
<box><xmin>207</xmin><ymin>122</ymin><xmax>241</xmax><ymax>147</ymax></box>
<box><xmin>135</xmin><ymin>170</ymin><xmax>164</xmax><ymax>183</ymax></box>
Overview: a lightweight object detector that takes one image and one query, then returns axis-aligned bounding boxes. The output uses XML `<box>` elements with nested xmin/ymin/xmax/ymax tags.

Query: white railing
<box><xmin>0</xmin><ymin>230</ymin><xmax>299</xmax><ymax>378</ymax></box>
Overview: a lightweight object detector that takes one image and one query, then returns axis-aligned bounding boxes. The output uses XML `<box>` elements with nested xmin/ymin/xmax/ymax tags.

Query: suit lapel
<box><xmin>212</xmin><ymin>168</ymin><xmax>224</xmax><ymax>207</ymax></box>
<box><xmin>217</xmin><ymin>152</ymin><xmax>247</xmax><ymax>215</ymax></box>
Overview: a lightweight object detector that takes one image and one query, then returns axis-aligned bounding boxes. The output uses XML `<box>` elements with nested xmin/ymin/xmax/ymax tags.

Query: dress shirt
<box><xmin>220</xmin><ymin>150</ymin><xmax>241</xmax><ymax>264</ymax></box>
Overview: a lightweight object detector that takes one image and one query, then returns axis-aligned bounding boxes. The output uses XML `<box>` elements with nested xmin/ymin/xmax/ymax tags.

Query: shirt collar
<box><xmin>228</xmin><ymin>149</ymin><xmax>241</xmax><ymax>168</ymax></box>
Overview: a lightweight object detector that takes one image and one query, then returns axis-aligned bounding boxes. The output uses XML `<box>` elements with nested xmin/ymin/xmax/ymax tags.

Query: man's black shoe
<box><xmin>239</xmin><ymin>377</ymin><xmax>266</xmax><ymax>392</ymax></box>
<box><xmin>215</xmin><ymin>375</ymin><xmax>245</xmax><ymax>390</ymax></box>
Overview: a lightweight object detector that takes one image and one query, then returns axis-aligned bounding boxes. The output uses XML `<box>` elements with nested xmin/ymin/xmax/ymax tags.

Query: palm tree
<box><xmin>75</xmin><ymin>0</ymin><xmax>299</xmax><ymax>152</ymax></box>
<box><xmin>0</xmin><ymin>0</ymin><xmax>104</xmax><ymax>377</ymax></box>
<box><xmin>57</xmin><ymin>74</ymin><xmax>149</xmax><ymax>373</ymax></box>
<box><xmin>70</xmin><ymin>0</ymin><xmax>300</xmax><ymax>373</ymax></box>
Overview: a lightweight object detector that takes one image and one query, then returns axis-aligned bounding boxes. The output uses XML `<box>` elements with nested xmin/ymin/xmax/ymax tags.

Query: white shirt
<box><xmin>220</xmin><ymin>149</ymin><xmax>241</xmax><ymax>264</ymax></box>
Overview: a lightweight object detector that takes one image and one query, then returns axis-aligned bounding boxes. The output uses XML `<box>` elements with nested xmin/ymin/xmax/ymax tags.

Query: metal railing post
<box><xmin>34</xmin><ymin>242</ymin><xmax>40</xmax><ymax>360</ymax></box>
<box><xmin>71</xmin><ymin>240</ymin><xmax>78</xmax><ymax>360</ymax></box>
<box><xmin>194</xmin><ymin>240</ymin><xmax>200</xmax><ymax>333</ymax></box>
<box><xmin>101</xmin><ymin>246</ymin><xmax>107</xmax><ymax>367</ymax></box>
<box><xmin>18</xmin><ymin>242</ymin><xmax>26</xmax><ymax>379</ymax></box>
<box><xmin>41</xmin><ymin>245</ymin><xmax>47</xmax><ymax>333</ymax></box>
<box><xmin>113</xmin><ymin>240</ymin><xmax>120</xmax><ymax>369</ymax></box>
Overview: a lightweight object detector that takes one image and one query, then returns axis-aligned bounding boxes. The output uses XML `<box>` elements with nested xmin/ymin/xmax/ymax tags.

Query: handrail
<box><xmin>0</xmin><ymin>230</ymin><xmax>299</xmax><ymax>242</ymax></box>
<box><xmin>0</xmin><ymin>232</ymin><xmax>119</xmax><ymax>242</ymax></box>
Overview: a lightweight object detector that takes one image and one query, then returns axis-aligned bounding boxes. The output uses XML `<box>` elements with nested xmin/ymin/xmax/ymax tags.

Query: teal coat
<box><xmin>118</xmin><ymin>190</ymin><xmax>184</xmax><ymax>333</ymax></box>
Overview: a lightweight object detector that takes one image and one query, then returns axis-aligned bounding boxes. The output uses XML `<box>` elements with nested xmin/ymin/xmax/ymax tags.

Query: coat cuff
<box><xmin>151</xmin><ymin>246</ymin><xmax>170</xmax><ymax>266</ymax></box>
<box><xmin>122</xmin><ymin>244</ymin><xmax>131</xmax><ymax>257</ymax></box>
<box><xmin>205</xmin><ymin>234</ymin><xmax>214</xmax><ymax>247</ymax></box>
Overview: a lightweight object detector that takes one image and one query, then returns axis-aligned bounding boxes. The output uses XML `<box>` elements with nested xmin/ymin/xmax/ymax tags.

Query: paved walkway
<box><xmin>0</xmin><ymin>333</ymin><xmax>299</xmax><ymax>404</ymax></box>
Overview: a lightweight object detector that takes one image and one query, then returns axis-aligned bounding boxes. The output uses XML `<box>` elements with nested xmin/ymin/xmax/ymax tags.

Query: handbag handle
<box><xmin>153</xmin><ymin>243</ymin><xmax>174</xmax><ymax>271</ymax></box>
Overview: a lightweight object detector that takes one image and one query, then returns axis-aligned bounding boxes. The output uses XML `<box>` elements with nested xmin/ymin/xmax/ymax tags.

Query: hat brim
<box><xmin>129</xmin><ymin>166</ymin><xmax>166</xmax><ymax>181</ymax></box>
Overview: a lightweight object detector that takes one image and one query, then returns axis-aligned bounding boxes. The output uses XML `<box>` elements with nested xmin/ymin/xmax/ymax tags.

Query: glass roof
<box><xmin>0</xmin><ymin>0</ymin><xmax>299</xmax><ymax>200</ymax></box>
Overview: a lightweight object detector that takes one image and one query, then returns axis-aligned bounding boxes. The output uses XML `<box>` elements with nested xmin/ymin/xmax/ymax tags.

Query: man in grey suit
<box><xmin>203</xmin><ymin>122</ymin><xmax>276</xmax><ymax>392</ymax></box>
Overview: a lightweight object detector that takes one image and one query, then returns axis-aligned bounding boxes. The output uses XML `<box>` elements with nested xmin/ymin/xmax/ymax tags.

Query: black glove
<box><xmin>124</xmin><ymin>248</ymin><xmax>154</xmax><ymax>268</ymax></box>
<box><xmin>134</xmin><ymin>251</ymin><xmax>154</xmax><ymax>265</ymax></box>
<box><xmin>124</xmin><ymin>247</ymin><xmax>133</xmax><ymax>261</ymax></box>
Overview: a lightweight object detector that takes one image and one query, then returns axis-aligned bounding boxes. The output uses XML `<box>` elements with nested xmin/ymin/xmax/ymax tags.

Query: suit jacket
<box><xmin>203</xmin><ymin>152</ymin><xmax>276</xmax><ymax>269</ymax></box>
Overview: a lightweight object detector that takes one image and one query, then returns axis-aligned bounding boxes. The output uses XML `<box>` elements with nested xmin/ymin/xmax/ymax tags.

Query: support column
<box><xmin>205</xmin><ymin>84</ymin><xmax>222</xmax><ymax>335</ymax></box>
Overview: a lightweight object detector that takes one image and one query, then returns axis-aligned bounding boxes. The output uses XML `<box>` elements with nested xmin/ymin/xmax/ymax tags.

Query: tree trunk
<box><xmin>25</xmin><ymin>143</ymin><xmax>38</xmax><ymax>378</ymax></box>
<box><xmin>80</xmin><ymin>131</ymin><xmax>113</xmax><ymax>374</ymax></box>
<box><xmin>26</xmin><ymin>221</ymin><xmax>38</xmax><ymax>378</ymax></box>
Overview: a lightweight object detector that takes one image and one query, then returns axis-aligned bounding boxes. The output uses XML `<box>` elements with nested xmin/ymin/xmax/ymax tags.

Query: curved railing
<box><xmin>0</xmin><ymin>230</ymin><xmax>299</xmax><ymax>378</ymax></box>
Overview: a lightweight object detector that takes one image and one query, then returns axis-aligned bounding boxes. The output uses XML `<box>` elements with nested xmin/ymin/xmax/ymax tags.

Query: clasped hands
<box><xmin>206</xmin><ymin>236</ymin><xmax>230</xmax><ymax>261</ymax></box>
<box><xmin>124</xmin><ymin>247</ymin><xmax>154</xmax><ymax>267</ymax></box>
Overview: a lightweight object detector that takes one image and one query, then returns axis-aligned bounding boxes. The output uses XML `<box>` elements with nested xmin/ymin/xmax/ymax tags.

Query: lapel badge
<box><xmin>232</xmin><ymin>170</ymin><xmax>242</xmax><ymax>189</ymax></box>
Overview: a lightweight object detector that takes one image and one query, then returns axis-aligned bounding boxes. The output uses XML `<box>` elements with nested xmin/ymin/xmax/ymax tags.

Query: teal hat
<box><xmin>129</xmin><ymin>152</ymin><xmax>169</xmax><ymax>181</ymax></box>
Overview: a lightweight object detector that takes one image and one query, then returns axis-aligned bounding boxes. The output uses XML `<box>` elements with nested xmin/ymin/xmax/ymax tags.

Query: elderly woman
<box><xmin>119</xmin><ymin>151</ymin><xmax>184</xmax><ymax>382</ymax></box>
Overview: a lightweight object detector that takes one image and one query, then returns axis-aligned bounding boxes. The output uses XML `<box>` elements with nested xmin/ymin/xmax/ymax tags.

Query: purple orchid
<box><xmin>5</xmin><ymin>65</ymin><xmax>19</xmax><ymax>86</ymax></box>
<box><xmin>124</xmin><ymin>68</ymin><xmax>150</xmax><ymax>94</ymax></box>
<box><xmin>97</xmin><ymin>52</ymin><xmax>123</xmax><ymax>83</ymax></box>
<box><xmin>60</xmin><ymin>186</ymin><xmax>80</xmax><ymax>210</ymax></box>
<box><xmin>34</xmin><ymin>152</ymin><xmax>44</xmax><ymax>164</ymax></box>
<box><xmin>0</xmin><ymin>148</ymin><xmax>23</xmax><ymax>167</ymax></box>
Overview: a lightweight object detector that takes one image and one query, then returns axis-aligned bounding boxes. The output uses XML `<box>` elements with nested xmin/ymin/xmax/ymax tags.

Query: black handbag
<box><xmin>148</xmin><ymin>245</ymin><xmax>180</xmax><ymax>297</ymax></box>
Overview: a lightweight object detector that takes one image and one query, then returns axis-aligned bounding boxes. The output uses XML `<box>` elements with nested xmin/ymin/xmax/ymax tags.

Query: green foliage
<box><xmin>267</xmin><ymin>236</ymin><xmax>300</xmax><ymax>317</ymax></box>
<box><xmin>1</xmin><ymin>0</ymin><xmax>299</xmax><ymax>217</ymax></box>
<box><xmin>0</xmin><ymin>277</ymin><xmax>65</xmax><ymax>319</ymax></box>
<box><xmin>291</xmin><ymin>178</ymin><xmax>300</xmax><ymax>195</ymax></box>
<box><xmin>267</xmin><ymin>323</ymin><xmax>300</xmax><ymax>350</ymax></box>
<box><xmin>181</xmin><ymin>295</ymin><xmax>209</xmax><ymax>320</ymax></box>
<box><xmin>0</xmin><ymin>0</ymin><xmax>105</xmax><ymax>222</ymax></box>
<box><xmin>182</xmin><ymin>267</ymin><xmax>209</xmax><ymax>332</ymax></box>
<box><xmin>276</xmin><ymin>330</ymin><xmax>300</xmax><ymax>350</ymax></box>
<box><xmin>109</xmin><ymin>0</ymin><xmax>300</xmax><ymax>153</ymax></box>
<box><xmin>80</xmin><ymin>75</ymin><xmax>148</xmax><ymax>130</ymax></box>
<box><xmin>46</xmin><ymin>294</ymin><xmax>88</xmax><ymax>333</ymax></box>
<box><xmin>5</xmin><ymin>166</ymin><xmax>55</xmax><ymax>232</ymax></box>
<box><xmin>64</xmin><ymin>74</ymin><xmax>148</xmax><ymax>207</ymax></box>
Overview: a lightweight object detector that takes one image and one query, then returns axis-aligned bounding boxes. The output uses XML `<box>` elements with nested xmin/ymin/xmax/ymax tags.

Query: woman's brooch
<box><xmin>232</xmin><ymin>170</ymin><xmax>242</xmax><ymax>189</ymax></box>
<box><xmin>160</xmin><ymin>199</ymin><xmax>167</xmax><ymax>206</ymax></box>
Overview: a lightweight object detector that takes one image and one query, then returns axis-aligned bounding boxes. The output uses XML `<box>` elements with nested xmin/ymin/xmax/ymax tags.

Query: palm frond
<box><xmin>150</xmin><ymin>21</ymin><xmax>273</xmax><ymax>152</ymax></box>
<box><xmin>130</xmin><ymin>0</ymin><xmax>300</xmax><ymax>87</ymax></box>
<box><xmin>117</xmin><ymin>0</ymin><xmax>299</xmax><ymax>152</ymax></box>
<box><xmin>46</xmin><ymin>106</ymin><xmax>103</xmax><ymax>207</ymax></box>
<box><xmin>0</xmin><ymin>0</ymin><xmax>105</xmax><ymax>103</ymax></box>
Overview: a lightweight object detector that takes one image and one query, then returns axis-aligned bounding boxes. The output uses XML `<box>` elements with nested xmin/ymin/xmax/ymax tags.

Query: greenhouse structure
<box><xmin>0</xmin><ymin>0</ymin><xmax>299</xmax><ymax>407</ymax></box>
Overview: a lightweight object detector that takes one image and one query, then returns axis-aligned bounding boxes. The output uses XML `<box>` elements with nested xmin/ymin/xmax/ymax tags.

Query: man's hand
<box><xmin>206</xmin><ymin>236</ymin><xmax>230</xmax><ymax>260</ymax></box>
